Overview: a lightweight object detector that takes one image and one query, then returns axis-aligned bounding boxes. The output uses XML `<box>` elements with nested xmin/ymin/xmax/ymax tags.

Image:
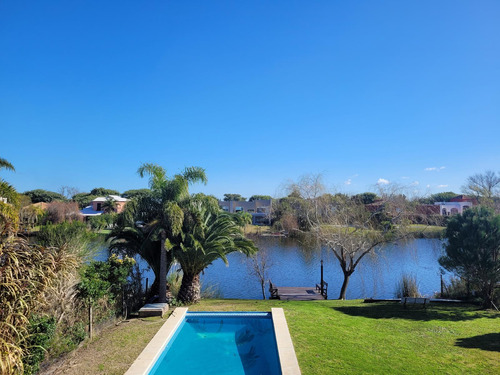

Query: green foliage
<box><xmin>0</xmin><ymin>157</ymin><xmax>15</xmax><ymax>172</ymax></box>
<box><xmin>72</xmin><ymin>193</ymin><xmax>98</xmax><ymax>209</ymax></box>
<box><xmin>420</xmin><ymin>191</ymin><xmax>458</xmax><ymax>204</ymax></box>
<box><xmin>77</xmin><ymin>254</ymin><xmax>135</xmax><ymax>305</ymax></box>
<box><xmin>37</xmin><ymin>221</ymin><xmax>96</xmax><ymax>259</ymax></box>
<box><xmin>439</xmin><ymin>207</ymin><xmax>500</xmax><ymax>307</ymax></box>
<box><xmin>121</xmin><ymin>189</ymin><xmax>151</xmax><ymax>199</ymax></box>
<box><xmin>50</xmin><ymin>322</ymin><xmax>86</xmax><ymax>357</ymax></box>
<box><xmin>223</xmin><ymin>193</ymin><xmax>246</xmax><ymax>201</ymax></box>
<box><xmin>352</xmin><ymin>192</ymin><xmax>379</xmax><ymax>204</ymax></box>
<box><xmin>22</xmin><ymin>315</ymin><xmax>56</xmax><ymax>375</ymax></box>
<box><xmin>235</xmin><ymin>211</ymin><xmax>252</xmax><ymax>226</ymax></box>
<box><xmin>88</xmin><ymin>213</ymin><xmax>116</xmax><ymax>231</ymax></box>
<box><xmin>23</xmin><ymin>189</ymin><xmax>66</xmax><ymax>203</ymax></box>
<box><xmin>248</xmin><ymin>195</ymin><xmax>271</xmax><ymax>201</ymax></box>
<box><xmin>90</xmin><ymin>187</ymin><xmax>120</xmax><ymax>196</ymax></box>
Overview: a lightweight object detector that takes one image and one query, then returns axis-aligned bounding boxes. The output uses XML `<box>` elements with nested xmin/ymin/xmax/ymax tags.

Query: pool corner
<box><xmin>125</xmin><ymin>307</ymin><xmax>188</xmax><ymax>375</ymax></box>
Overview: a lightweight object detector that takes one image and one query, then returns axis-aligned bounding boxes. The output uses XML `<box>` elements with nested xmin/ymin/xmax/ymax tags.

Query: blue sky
<box><xmin>1</xmin><ymin>1</ymin><xmax>499</xmax><ymax>199</ymax></box>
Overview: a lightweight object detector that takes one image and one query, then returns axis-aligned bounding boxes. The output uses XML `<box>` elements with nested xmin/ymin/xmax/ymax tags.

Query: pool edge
<box><xmin>271</xmin><ymin>307</ymin><xmax>302</xmax><ymax>375</ymax></box>
<box><xmin>125</xmin><ymin>307</ymin><xmax>188</xmax><ymax>375</ymax></box>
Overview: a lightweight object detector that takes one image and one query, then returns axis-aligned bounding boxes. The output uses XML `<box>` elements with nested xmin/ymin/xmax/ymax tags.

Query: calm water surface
<box><xmin>109</xmin><ymin>237</ymin><xmax>447</xmax><ymax>300</ymax></box>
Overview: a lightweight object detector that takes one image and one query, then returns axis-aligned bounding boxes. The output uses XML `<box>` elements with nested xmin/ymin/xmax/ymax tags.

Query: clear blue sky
<box><xmin>1</xmin><ymin>1</ymin><xmax>499</xmax><ymax>199</ymax></box>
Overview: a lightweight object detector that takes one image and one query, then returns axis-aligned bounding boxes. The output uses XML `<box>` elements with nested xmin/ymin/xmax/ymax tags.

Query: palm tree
<box><xmin>102</xmin><ymin>197</ymin><xmax>117</xmax><ymax>213</ymax></box>
<box><xmin>0</xmin><ymin>157</ymin><xmax>19</xmax><ymax>235</ymax></box>
<box><xmin>0</xmin><ymin>158</ymin><xmax>15</xmax><ymax>172</ymax></box>
<box><xmin>109</xmin><ymin>163</ymin><xmax>207</xmax><ymax>304</ymax></box>
<box><xmin>176</xmin><ymin>196</ymin><xmax>257</xmax><ymax>303</ymax></box>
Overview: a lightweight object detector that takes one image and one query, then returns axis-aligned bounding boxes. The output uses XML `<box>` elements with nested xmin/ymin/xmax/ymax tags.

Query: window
<box><xmin>256</xmin><ymin>207</ymin><xmax>267</xmax><ymax>213</ymax></box>
<box><xmin>96</xmin><ymin>203</ymin><xmax>102</xmax><ymax>211</ymax></box>
<box><xmin>235</xmin><ymin>206</ymin><xmax>243</xmax><ymax>212</ymax></box>
<box><xmin>442</xmin><ymin>208</ymin><xmax>447</xmax><ymax>216</ymax></box>
<box><xmin>221</xmin><ymin>206</ymin><xmax>229</xmax><ymax>212</ymax></box>
<box><xmin>247</xmin><ymin>209</ymin><xmax>255</xmax><ymax>213</ymax></box>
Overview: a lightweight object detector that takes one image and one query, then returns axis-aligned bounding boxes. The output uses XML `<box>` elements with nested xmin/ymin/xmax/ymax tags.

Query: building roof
<box><xmin>80</xmin><ymin>205</ymin><xmax>104</xmax><ymax>216</ymax></box>
<box><xmin>92</xmin><ymin>195</ymin><xmax>129</xmax><ymax>202</ymax></box>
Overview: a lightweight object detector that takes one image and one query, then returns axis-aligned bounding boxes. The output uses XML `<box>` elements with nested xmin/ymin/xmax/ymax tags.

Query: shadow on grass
<box><xmin>333</xmin><ymin>303</ymin><xmax>495</xmax><ymax>322</ymax></box>
<box><xmin>456</xmin><ymin>333</ymin><xmax>500</xmax><ymax>352</ymax></box>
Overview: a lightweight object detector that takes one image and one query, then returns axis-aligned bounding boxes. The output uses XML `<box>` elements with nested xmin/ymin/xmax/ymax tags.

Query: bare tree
<box><xmin>462</xmin><ymin>170</ymin><xmax>500</xmax><ymax>201</ymax></box>
<box><xmin>248</xmin><ymin>248</ymin><xmax>273</xmax><ymax>299</ymax></box>
<box><xmin>59</xmin><ymin>186</ymin><xmax>81</xmax><ymax>200</ymax></box>
<box><xmin>290</xmin><ymin>175</ymin><xmax>418</xmax><ymax>300</ymax></box>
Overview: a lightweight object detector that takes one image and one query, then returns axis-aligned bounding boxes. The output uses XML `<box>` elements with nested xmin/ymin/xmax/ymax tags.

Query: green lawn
<box><xmin>190</xmin><ymin>299</ymin><xmax>499</xmax><ymax>375</ymax></box>
<box><xmin>44</xmin><ymin>299</ymin><xmax>499</xmax><ymax>375</ymax></box>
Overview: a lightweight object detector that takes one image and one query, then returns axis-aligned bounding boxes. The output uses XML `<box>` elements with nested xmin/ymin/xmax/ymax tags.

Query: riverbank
<box><xmin>40</xmin><ymin>299</ymin><xmax>499</xmax><ymax>375</ymax></box>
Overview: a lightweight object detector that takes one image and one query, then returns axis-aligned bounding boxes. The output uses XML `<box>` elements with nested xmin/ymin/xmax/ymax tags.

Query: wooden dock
<box><xmin>272</xmin><ymin>286</ymin><xmax>326</xmax><ymax>301</ymax></box>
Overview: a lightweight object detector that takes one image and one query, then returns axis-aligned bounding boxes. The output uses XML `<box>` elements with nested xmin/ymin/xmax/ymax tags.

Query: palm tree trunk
<box><xmin>158</xmin><ymin>231</ymin><xmax>167</xmax><ymax>303</ymax></box>
<box><xmin>178</xmin><ymin>273</ymin><xmax>201</xmax><ymax>304</ymax></box>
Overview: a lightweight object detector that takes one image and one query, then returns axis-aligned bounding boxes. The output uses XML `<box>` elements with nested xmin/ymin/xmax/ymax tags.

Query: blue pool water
<box><xmin>149</xmin><ymin>312</ymin><xmax>282</xmax><ymax>375</ymax></box>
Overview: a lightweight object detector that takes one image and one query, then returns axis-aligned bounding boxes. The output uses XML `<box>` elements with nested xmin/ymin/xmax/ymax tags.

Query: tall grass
<box><xmin>395</xmin><ymin>273</ymin><xmax>421</xmax><ymax>298</ymax></box>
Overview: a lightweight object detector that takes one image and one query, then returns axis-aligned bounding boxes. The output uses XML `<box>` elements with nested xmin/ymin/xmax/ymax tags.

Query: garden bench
<box><xmin>269</xmin><ymin>281</ymin><xmax>279</xmax><ymax>300</ymax></box>
<box><xmin>315</xmin><ymin>281</ymin><xmax>328</xmax><ymax>299</ymax></box>
<box><xmin>400</xmin><ymin>297</ymin><xmax>430</xmax><ymax>308</ymax></box>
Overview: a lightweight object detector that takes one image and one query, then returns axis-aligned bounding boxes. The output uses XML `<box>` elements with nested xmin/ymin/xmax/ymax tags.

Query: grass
<box><xmin>243</xmin><ymin>224</ymin><xmax>271</xmax><ymax>235</ymax></box>
<box><xmin>40</xmin><ymin>316</ymin><xmax>167</xmax><ymax>375</ymax></box>
<box><xmin>41</xmin><ymin>300</ymin><xmax>499</xmax><ymax>375</ymax></box>
<box><xmin>408</xmin><ymin>224</ymin><xmax>446</xmax><ymax>238</ymax></box>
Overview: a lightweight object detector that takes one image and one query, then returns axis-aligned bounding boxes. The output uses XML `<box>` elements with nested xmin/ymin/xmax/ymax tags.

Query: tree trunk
<box><xmin>158</xmin><ymin>231</ymin><xmax>167</xmax><ymax>303</ymax></box>
<box><xmin>260</xmin><ymin>281</ymin><xmax>266</xmax><ymax>300</ymax></box>
<box><xmin>178</xmin><ymin>273</ymin><xmax>201</xmax><ymax>304</ymax></box>
<box><xmin>338</xmin><ymin>271</ymin><xmax>352</xmax><ymax>300</ymax></box>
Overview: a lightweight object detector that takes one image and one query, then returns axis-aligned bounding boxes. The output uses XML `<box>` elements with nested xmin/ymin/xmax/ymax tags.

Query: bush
<box><xmin>22</xmin><ymin>316</ymin><xmax>56</xmax><ymax>375</ymax></box>
<box><xmin>395</xmin><ymin>274</ymin><xmax>421</xmax><ymax>298</ymax></box>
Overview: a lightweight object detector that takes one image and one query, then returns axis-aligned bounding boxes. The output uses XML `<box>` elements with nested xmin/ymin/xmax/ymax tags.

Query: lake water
<box><xmin>105</xmin><ymin>237</ymin><xmax>447</xmax><ymax>300</ymax></box>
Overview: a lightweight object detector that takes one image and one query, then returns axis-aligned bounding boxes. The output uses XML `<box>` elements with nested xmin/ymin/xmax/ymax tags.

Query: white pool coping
<box><xmin>125</xmin><ymin>307</ymin><xmax>188</xmax><ymax>375</ymax></box>
<box><xmin>272</xmin><ymin>308</ymin><xmax>302</xmax><ymax>375</ymax></box>
<box><xmin>125</xmin><ymin>307</ymin><xmax>301</xmax><ymax>375</ymax></box>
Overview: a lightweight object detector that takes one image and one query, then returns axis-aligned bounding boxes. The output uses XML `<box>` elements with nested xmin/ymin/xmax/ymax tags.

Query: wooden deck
<box><xmin>273</xmin><ymin>286</ymin><xmax>326</xmax><ymax>301</ymax></box>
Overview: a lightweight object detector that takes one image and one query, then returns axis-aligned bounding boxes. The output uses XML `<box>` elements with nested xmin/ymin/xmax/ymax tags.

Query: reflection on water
<box><xmin>103</xmin><ymin>237</ymin><xmax>447</xmax><ymax>300</ymax></box>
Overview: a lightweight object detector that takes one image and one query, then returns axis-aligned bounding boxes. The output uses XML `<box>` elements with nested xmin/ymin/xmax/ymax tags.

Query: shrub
<box><xmin>395</xmin><ymin>274</ymin><xmax>421</xmax><ymax>298</ymax></box>
<box><xmin>22</xmin><ymin>316</ymin><xmax>56</xmax><ymax>375</ymax></box>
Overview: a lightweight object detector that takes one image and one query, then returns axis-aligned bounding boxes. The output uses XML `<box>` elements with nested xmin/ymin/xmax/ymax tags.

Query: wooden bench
<box><xmin>315</xmin><ymin>281</ymin><xmax>328</xmax><ymax>299</ymax></box>
<box><xmin>400</xmin><ymin>297</ymin><xmax>430</xmax><ymax>308</ymax></box>
<box><xmin>269</xmin><ymin>281</ymin><xmax>279</xmax><ymax>300</ymax></box>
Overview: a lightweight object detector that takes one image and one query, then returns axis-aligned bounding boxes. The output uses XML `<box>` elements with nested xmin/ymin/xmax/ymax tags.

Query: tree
<box><xmin>58</xmin><ymin>186</ymin><xmax>80</xmax><ymax>200</ymax></box>
<box><xmin>0</xmin><ymin>157</ymin><xmax>20</xmax><ymax>234</ymax></box>
<box><xmin>439</xmin><ymin>207</ymin><xmax>500</xmax><ymax>308</ymax></box>
<box><xmin>352</xmin><ymin>192</ymin><xmax>379</xmax><ymax>204</ymax></box>
<box><xmin>72</xmin><ymin>193</ymin><xmax>98</xmax><ymax>209</ymax></box>
<box><xmin>23</xmin><ymin>189</ymin><xmax>66</xmax><ymax>203</ymax></box>
<box><xmin>175</xmin><ymin>196</ymin><xmax>257</xmax><ymax>303</ymax></box>
<box><xmin>248</xmin><ymin>247</ymin><xmax>273</xmax><ymax>299</ymax></box>
<box><xmin>248</xmin><ymin>195</ymin><xmax>272</xmax><ymax>201</ymax></box>
<box><xmin>90</xmin><ymin>187</ymin><xmax>120</xmax><ymax>196</ymax></box>
<box><xmin>101</xmin><ymin>197</ymin><xmax>117</xmax><ymax>213</ymax></box>
<box><xmin>291</xmin><ymin>176</ymin><xmax>416</xmax><ymax>299</ymax></box>
<box><xmin>121</xmin><ymin>189</ymin><xmax>151</xmax><ymax>199</ymax></box>
<box><xmin>110</xmin><ymin>163</ymin><xmax>207</xmax><ymax>304</ymax></box>
<box><xmin>0</xmin><ymin>157</ymin><xmax>15</xmax><ymax>172</ymax></box>
<box><xmin>420</xmin><ymin>191</ymin><xmax>458</xmax><ymax>204</ymax></box>
<box><xmin>223</xmin><ymin>193</ymin><xmax>246</xmax><ymax>201</ymax></box>
<box><xmin>462</xmin><ymin>171</ymin><xmax>500</xmax><ymax>203</ymax></box>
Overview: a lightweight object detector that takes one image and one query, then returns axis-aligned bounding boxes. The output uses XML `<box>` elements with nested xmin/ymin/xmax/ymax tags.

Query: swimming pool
<box><xmin>125</xmin><ymin>308</ymin><xmax>301</xmax><ymax>375</ymax></box>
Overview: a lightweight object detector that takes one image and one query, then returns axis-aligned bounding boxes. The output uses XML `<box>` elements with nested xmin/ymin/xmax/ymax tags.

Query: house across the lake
<box><xmin>80</xmin><ymin>195</ymin><xmax>129</xmax><ymax>217</ymax></box>
<box><xmin>218</xmin><ymin>199</ymin><xmax>272</xmax><ymax>225</ymax></box>
<box><xmin>434</xmin><ymin>195</ymin><xmax>477</xmax><ymax>216</ymax></box>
